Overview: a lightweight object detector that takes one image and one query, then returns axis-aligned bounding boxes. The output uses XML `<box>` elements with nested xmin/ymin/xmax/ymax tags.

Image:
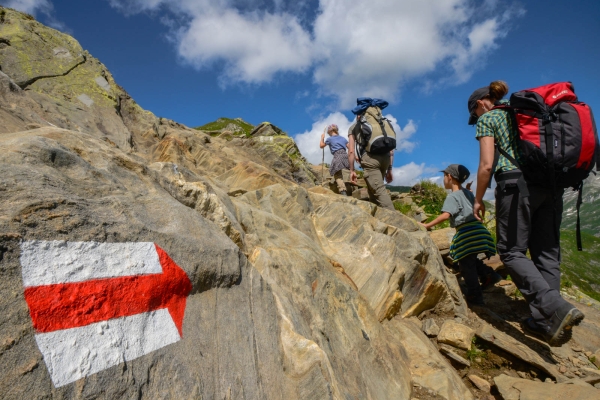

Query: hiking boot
<box><xmin>543</xmin><ymin>303</ymin><xmax>585</xmax><ymax>347</ymax></box>
<box><xmin>340</xmin><ymin>190</ymin><xmax>347</xmax><ymax>196</ymax></box>
<box><xmin>521</xmin><ymin>317</ymin><xmax>550</xmax><ymax>339</ymax></box>
<box><xmin>480</xmin><ymin>271</ymin><xmax>503</xmax><ymax>292</ymax></box>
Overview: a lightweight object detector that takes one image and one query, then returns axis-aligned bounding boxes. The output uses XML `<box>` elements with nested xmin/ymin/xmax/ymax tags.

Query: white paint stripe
<box><xmin>20</xmin><ymin>241</ymin><xmax>162</xmax><ymax>287</ymax></box>
<box><xmin>35</xmin><ymin>309</ymin><xmax>180</xmax><ymax>387</ymax></box>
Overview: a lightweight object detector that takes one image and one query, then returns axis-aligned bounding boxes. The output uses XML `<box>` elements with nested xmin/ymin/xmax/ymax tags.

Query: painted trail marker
<box><xmin>20</xmin><ymin>241</ymin><xmax>192</xmax><ymax>387</ymax></box>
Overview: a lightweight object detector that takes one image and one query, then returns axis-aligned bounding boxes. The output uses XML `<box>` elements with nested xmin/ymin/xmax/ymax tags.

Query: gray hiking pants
<box><xmin>495</xmin><ymin>173</ymin><xmax>566</xmax><ymax>322</ymax></box>
<box><xmin>361</xmin><ymin>152</ymin><xmax>394</xmax><ymax>210</ymax></box>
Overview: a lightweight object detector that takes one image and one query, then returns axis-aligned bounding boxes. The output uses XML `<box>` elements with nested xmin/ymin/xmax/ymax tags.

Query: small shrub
<box><xmin>561</xmin><ymin>275</ymin><xmax>573</xmax><ymax>289</ymax></box>
<box><xmin>414</xmin><ymin>180</ymin><xmax>448</xmax><ymax>224</ymax></box>
<box><xmin>466</xmin><ymin>339</ymin><xmax>488</xmax><ymax>362</ymax></box>
<box><xmin>393</xmin><ymin>201</ymin><xmax>412</xmax><ymax>215</ymax></box>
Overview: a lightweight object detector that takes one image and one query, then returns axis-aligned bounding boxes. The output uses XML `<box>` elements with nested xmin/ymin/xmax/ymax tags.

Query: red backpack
<box><xmin>493</xmin><ymin>82</ymin><xmax>600</xmax><ymax>250</ymax></box>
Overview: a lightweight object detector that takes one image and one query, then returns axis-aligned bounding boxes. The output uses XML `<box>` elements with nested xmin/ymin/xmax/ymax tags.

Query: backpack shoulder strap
<box><xmin>489</xmin><ymin>105</ymin><xmax>531</xmax><ymax>197</ymax></box>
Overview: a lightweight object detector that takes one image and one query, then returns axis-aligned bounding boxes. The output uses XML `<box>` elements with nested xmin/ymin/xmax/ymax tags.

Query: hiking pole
<box><xmin>321</xmin><ymin>147</ymin><xmax>325</xmax><ymax>184</ymax></box>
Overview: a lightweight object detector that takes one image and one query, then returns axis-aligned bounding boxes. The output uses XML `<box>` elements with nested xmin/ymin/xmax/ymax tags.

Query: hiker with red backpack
<box><xmin>469</xmin><ymin>80</ymin><xmax>600</xmax><ymax>346</ymax></box>
<box><xmin>348</xmin><ymin>98</ymin><xmax>396</xmax><ymax>210</ymax></box>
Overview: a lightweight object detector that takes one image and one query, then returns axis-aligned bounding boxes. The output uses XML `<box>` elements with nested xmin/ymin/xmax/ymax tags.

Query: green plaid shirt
<box><xmin>475</xmin><ymin>100</ymin><xmax>523</xmax><ymax>173</ymax></box>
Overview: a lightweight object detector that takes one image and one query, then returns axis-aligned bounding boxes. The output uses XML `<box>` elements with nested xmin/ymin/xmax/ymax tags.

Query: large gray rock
<box><xmin>0</xmin><ymin>8</ymin><xmax>475</xmax><ymax>399</ymax></box>
<box><xmin>388</xmin><ymin>319</ymin><xmax>474</xmax><ymax>400</ymax></box>
<box><xmin>0</xmin><ymin>128</ymin><xmax>288</xmax><ymax>399</ymax></box>
<box><xmin>494</xmin><ymin>374</ymin><xmax>600</xmax><ymax>400</ymax></box>
<box><xmin>476</xmin><ymin>322</ymin><xmax>562</xmax><ymax>381</ymax></box>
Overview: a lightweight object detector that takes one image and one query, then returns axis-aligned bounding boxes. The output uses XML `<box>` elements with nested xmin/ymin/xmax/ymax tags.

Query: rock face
<box><xmin>494</xmin><ymin>374</ymin><xmax>600</xmax><ymax>400</ymax></box>
<box><xmin>0</xmin><ymin>8</ymin><xmax>472</xmax><ymax>399</ymax></box>
<box><xmin>0</xmin><ymin>12</ymin><xmax>133</xmax><ymax>149</ymax></box>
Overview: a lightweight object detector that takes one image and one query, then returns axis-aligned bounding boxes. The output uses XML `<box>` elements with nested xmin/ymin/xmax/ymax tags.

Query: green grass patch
<box><xmin>393</xmin><ymin>201</ymin><xmax>412</xmax><ymax>215</ymax></box>
<box><xmin>560</xmin><ymin>229</ymin><xmax>600</xmax><ymax>302</ymax></box>
<box><xmin>466</xmin><ymin>338</ymin><xmax>488</xmax><ymax>362</ymax></box>
<box><xmin>412</xmin><ymin>180</ymin><xmax>449</xmax><ymax>228</ymax></box>
<box><xmin>194</xmin><ymin>117</ymin><xmax>254</xmax><ymax>137</ymax></box>
<box><xmin>416</xmin><ymin>180</ymin><xmax>447</xmax><ymax>216</ymax></box>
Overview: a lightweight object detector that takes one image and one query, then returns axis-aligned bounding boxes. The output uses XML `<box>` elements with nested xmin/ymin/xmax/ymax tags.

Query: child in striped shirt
<box><xmin>422</xmin><ymin>164</ymin><xmax>501</xmax><ymax>306</ymax></box>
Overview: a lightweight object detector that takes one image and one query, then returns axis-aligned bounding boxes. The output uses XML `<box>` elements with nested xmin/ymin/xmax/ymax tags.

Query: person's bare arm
<box><xmin>421</xmin><ymin>212</ymin><xmax>451</xmax><ymax>230</ymax></box>
<box><xmin>386</xmin><ymin>150</ymin><xmax>394</xmax><ymax>183</ymax></box>
<box><xmin>474</xmin><ymin>136</ymin><xmax>495</xmax><ymax>221</ymax></box>
<box><xmin>320</xmin><ymin>131</ymin><xmax>327</xmax><ymax>149</ymax></box>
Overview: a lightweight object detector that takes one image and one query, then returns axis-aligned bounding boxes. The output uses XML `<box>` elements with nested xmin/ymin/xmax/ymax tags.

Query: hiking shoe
<box><xmin>480</xmin><ymin>271</ymin><xmax>503</xmax><ymax>292</ymax></box>
<box><xmin>543</xmin><ymin>303</ymin><xmax>584</xmax><ymax>347</ymax></box>
<box><xmin>521</xmin><ymin>317</ymin><xmax>550</xmax><ymax>339</ymax></box>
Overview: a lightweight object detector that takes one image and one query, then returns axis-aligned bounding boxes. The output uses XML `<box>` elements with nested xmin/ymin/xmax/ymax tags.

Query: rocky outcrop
<box><xmin>494</xmin><ymin>374</ymin><xmax>599</xmax><ymax>399</ymax></box>
<box><xmin>0</xmin><ymin>8</ymin><xmax>474</xmax><ymax>400</ymax></box>
<box><xmin>0</xmin><ymin>11</ymin><xmax>133</xmax><ymax>149</ymax></box>
<box><xmin>5</xmin><ymin>7</ymin><xmax>598</xmax><ymax>400</ymax></box>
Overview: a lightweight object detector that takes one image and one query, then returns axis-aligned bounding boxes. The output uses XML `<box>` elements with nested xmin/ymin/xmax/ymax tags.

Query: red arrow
<box><xmin>24</xmin><ymin>244</ymin><xmax>192</xmax><ymax>336</ymax></box>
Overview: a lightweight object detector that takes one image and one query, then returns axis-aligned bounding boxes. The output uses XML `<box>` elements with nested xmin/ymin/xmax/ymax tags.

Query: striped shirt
<box><xmin>475</xmin><ymin>100</ymin><xmax>524</xmax><ymax>173</ymax></box>
<box><xmin>449</xmin><ymin>221</ymin><xmax>497</xmax><ymax>262</ymax></box>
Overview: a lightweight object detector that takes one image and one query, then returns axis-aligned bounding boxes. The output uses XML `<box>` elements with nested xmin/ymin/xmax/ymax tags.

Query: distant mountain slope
<box><xmin>386</xmin><ymin>185</ymin><xmax>411</xmax><ymax>193</ymax></box>
<box><xmin>560</xmin><ymin>229</ymin><xmax>600</xmax><ymax>302</ymax></box>
<box><xmin>562</xmin><ymin>174</ymin><xmax>600</xmax><ymax>237</ymax></box>
<box><xmin>194</xmin><ymin>117</ymin><xmax>254</xmax><ymax>136</ymax></box>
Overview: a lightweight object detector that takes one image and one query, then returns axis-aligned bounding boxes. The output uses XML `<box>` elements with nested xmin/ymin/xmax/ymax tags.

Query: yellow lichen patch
<box><xmin>0</xmin><ymin>9</ymin><xmax>85</xmax><ymax>85</ymax></box>
<box><xmin>28</xmin><ymin>60</ymin><xmax>120</xmax><ymax>109</ymax></box>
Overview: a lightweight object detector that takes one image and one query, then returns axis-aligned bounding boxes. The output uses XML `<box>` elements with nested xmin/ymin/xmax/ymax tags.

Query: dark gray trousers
<box><xmin>495</xmin><ymin>177</ymin><xmax>566</xmax><ymax>322</ymax></box>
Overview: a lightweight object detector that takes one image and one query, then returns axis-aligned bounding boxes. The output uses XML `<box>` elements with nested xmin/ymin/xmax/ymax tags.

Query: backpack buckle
<box><xmin>542</xmin><ymin>112</ymin><xmax>558</xmax><ymax>122</ymax></box>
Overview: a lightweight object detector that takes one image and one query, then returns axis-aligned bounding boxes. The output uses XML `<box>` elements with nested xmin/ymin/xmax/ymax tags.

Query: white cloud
<box><xmin>389</xmin><ymin>166</ymin><xmax>496</xmax><ymax>200</ymax></box>
<box><xmin>106</xmin><ymin>0</ymin><xmax>522</xmax><ymax>105</ymax></box>
<box><xmin>294</xmin><ymin>112</ymin><xmax>418</xmax><ymax>165</ymax></box>
<box><xmin>385</xmin><ymin>115</ymin><xmax>417</xmax><ymax>153</ymax></box>
<box><xmin>177</xmin><ymin>8</ymin><xmax>313</xmax><ymax>84</ymax></box>
<box><xmin>1</xmin><ymin>0</ymin><xmax>51</xmax><ymax>14</ymax></box>
<box><xmin>312</xmin><ymin>0</ymin><xmax>471</xmax><ymax>105</ymax></box>
<box><xmin>389</xmin><ymin>162</ymin><xmax>429</xmax><ymax>187</ymax></box>
<box><xmin>294</xmin><ymin>112</ymin><xmax>353</xmax><ymax>165</ymax></box>
<box><xmin>469</xmin><ymin>175</ymin><xmax>496</xmax><ymax>201</ymax></box>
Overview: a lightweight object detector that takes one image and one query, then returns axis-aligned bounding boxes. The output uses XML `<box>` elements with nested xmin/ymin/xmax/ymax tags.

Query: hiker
<box><xmin>348</xmin><ymin>98</ymin><xmax>396</xmax><ymax>210</ymax></box>
<box><xmin>468</xmin><ymin>80</ymin><xmax>584</xmax><ymax>346</ymax></box>
<box><xmin>320</xmin><ymin>124</ymin><xmax>350</xmax><ymax>196</ymax></box>
<box><xmin>421</xmin><ymin>165</ymin><xmax>500</xmax><ymax>305</ymax></box>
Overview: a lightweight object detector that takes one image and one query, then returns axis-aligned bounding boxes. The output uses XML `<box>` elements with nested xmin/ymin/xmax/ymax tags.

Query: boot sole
<box><xmin>547</xmin><ymin>309</ymin><xmax>585</xmax><ymax>347</ymax></box>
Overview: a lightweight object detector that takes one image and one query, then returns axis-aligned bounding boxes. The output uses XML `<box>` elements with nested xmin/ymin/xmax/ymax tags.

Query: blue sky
<box><xmin>4</xmin><ymin>0</ymin><xmax>600</xmax><ymax>193</ymax></box>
